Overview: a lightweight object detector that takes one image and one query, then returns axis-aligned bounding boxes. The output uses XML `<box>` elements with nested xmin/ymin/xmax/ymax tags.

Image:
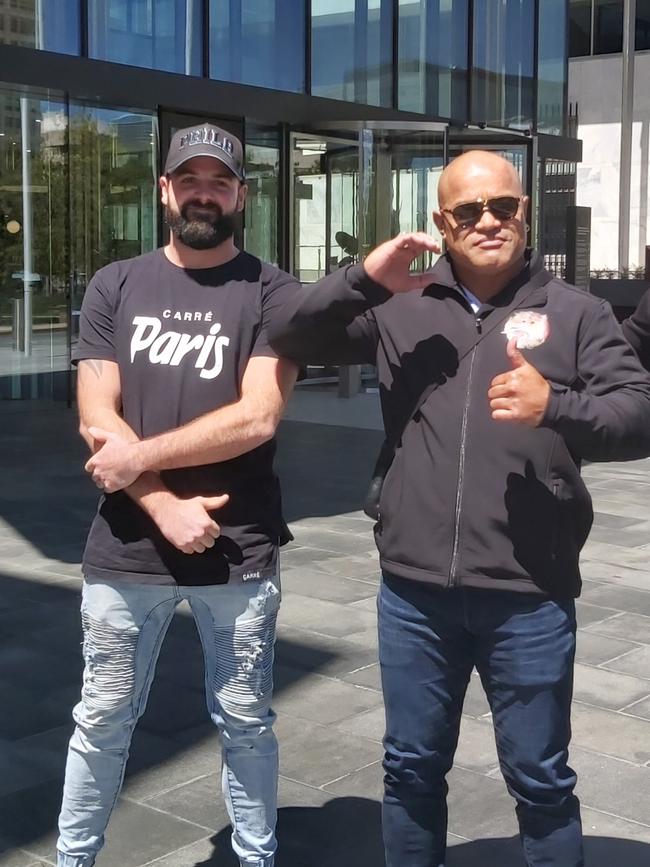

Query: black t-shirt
<box><xmin>73</xmin><ymin>248</ymin><xmax>298</xmax><ymax>586</ymax></box>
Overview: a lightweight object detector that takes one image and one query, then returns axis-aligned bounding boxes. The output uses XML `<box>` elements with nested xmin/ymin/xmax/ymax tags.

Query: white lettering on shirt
<box><xmin>130</xmin><ymin>316</ymin><xmax>230</xmax><ymax>380</ymax></box>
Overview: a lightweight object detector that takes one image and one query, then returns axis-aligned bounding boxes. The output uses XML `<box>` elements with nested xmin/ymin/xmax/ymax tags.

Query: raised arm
<box><xmin>77</xmin><ymin>359</ymin><xmax>228</xmax><ymax>554</ymax></box>
<box><xmin>268</xmin><ymin>233</ymin><xmax>441</xmax><ymax>364</ymax></box>
<box><xmin>85</xmin><ymin>355</ymin><xmax>298</xmax><ymax>491</ymax></box>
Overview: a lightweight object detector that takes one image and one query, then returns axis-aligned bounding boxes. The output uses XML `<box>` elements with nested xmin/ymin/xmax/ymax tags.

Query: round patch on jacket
<box><xmin>502</xmin><ymin>311</ymin><xmax>549</xmax><ymax>350</ymax></box>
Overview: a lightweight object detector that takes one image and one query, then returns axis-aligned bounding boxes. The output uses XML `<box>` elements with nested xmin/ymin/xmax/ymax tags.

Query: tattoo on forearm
<box><xmin>81</xmin><ymin>359</ymin><xmax>104</xmax><ymax>378</ymax></box>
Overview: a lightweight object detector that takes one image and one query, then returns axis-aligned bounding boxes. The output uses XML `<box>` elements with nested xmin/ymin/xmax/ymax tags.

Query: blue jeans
<box><xmin>57</xmin><ymin>575</ymin><xmax>281</xmax><ymax>867</ymax></box>
<box><xmin>378</xmin><ymin>574</ymin><xmax>583</xmax><ymax>867</ymax></box>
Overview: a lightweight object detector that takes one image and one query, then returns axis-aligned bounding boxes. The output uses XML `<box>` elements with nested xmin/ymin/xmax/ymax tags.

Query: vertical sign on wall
<box><xmin>566</xmin><ymin>205</ymin><xmax>591</xmax><ymax>290</ymax></box>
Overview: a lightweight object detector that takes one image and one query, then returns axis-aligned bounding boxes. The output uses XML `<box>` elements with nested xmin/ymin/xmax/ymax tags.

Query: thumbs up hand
<box><xmin>488</xmin><ymin>338</ymin><xmax>550</xmax><ymax>427</ymax></box>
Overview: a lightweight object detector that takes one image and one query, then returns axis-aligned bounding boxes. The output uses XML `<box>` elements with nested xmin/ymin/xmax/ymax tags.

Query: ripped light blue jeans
<box><xmin>57</xmin><ymin>575</ymin><xmax>281</xmax><ymax>867</ymax></box>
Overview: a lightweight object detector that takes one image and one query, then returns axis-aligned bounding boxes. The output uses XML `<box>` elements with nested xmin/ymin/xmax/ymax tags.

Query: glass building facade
<box><xmin>0</xmin><ymin>0</ymin><xmax>576</xmax><ymax>403</ymax></box>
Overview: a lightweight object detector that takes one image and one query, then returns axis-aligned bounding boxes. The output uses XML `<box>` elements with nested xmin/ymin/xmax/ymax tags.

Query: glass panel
<box><xmin>0</xmin><ymin>0</ymin><xmax>80</xmax><ymax>54</ymax></box>
<box><xmin>398</xmin><ymin>0</ymin><xmax>468</xmax><ymax>120</ymax></box>
<box><xmin>538</xmin><ymin>0</ymin><xmax>567</xmax><ymax>134</ymax></box>
<box><xmin>637</xmin><ymin>0</ymin><xmax>650</xmax><ymax>50</ymax></box>
<box><xmin>292</xmin><ymin>135</ymin><xmax>358</xmax><ymax>282</ymax></box>
<box><xmin>244</xmin><ymin>125</ymin><xmax>280</xmax><ymax>265</ymax></box>
<box><xmin>89</xmin><ymin>0</ymin><xmax>202</xmax><ymax>75</ymax></box>
<box><xmin>290</xmin><ymin>133</ymin><xmax>358</xmax><ymax>385</ymax></box>
<box><xmin>0</xmin><ymin>85</ymin><xmax>70</xmax><ymax>401</ymax></box>
<box><xmin>471</xmin><ymin>0</ymin><xmax>535</xmax><ymax>130</ymax></box>
<box><xmin>210</xmin><ymin>0</ymin><xmax>305</xmax><ymax>92</ymax></box>
<box><xmin>68</xmin><ymin>105</ymin><xmax>158</xmax><ymax>330</ymax></box>
<box><xmin>311</xmin><ymin>0</ymin><xmax>393</xmax><ymax>106</ymax></box>
<box><xmin>594</xmin><ymin>0</ymin><xmax>623</xmax><ymax>54</ymax></box>
<box><xmin>569</xmin><ymin>0</ymin><xmax>592</xmax><ymax>56</ymax></box>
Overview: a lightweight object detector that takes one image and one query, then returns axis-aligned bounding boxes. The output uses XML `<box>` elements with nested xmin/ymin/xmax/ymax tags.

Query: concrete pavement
<box><xmin>0</xmin><ymin>393</ymin><xmax>649</xmax><ymax>866</ymax></box>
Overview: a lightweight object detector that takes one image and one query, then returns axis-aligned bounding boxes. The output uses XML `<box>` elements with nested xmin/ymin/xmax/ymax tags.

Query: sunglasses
<box><xmin>442</xmin><ymin>196</ymin><xmax>522</xmax><ymax>228</ymax></box>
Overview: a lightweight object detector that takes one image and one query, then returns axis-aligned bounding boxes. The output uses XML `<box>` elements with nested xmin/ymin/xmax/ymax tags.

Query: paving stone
<box><xmin>342</xmin><ymin>662</ymin><xmax>382</xmax><ymax>691</ymax></box>
<box><xmin>600</xmin><ymin>645</ymin><xmax>650</xmax><ymax>681</ymax></box>
<box><xmin>0</xmin><ymin>780</ymin><xmax>210</xmax><ymax>867</ymax></box>
<box><xmin>288</xmin><ymin>529</ymin><xmax>377</xmax><ymax>557</ymax></box>
<box><xmin>454</xmin><ymin>716</ymin><xmax>500</xmax><ymax>774</ymax></box>
<box><xmin>279</xmin><ymin>546</ymin><xmax>341</xmax><ymax>568</ymax></box>
<box><xmin>335</xmin><ymin>706</ymin><xmax>385</xmax><ymax>742</ymax></box>
<box><xmin>586</xmin><ymin>526</ymin><xmax>650</xmax><ymax>547</ymax></box>
<box><xmin>462</xmin><ymin>671</ymin><xmax>492</xmax><ymax>719</ymax></box>
<box><xmin>583</xmin><ymin>541</ymin><xmax>650</xmax><ymax>571</ymax></box>
<box><xmin>292</xmin><ymin>514</ymin><xmax>374</xmax><ymax>535</ymax></box>
<box><xmin>273</xmin><ymin>667</ymin><xmax>383</xmax><ymax>725</ymax></box>
<box><xmin>321</xmin><ymin>759</ymin><xmax>384</xmax><ymax>800</ymax></box>
<box><xmin>146</xmin><ymin>772</ymin><xmax>330</xmax><ymax>834</ymax></box>
<box><xmin>570</xmin><ymin>702</ymin><xmax>650</xmax><ymax>764</ymax></box>
<box><xmin>580</xmin><ymin>584</ymin><xmax>650</xmax><ymax>617</ymax></box>
<box><xmin>575</xmin><ymin>601</ymin><xmax>621</xmax><ymax>628</ymax></box>
<box><xmin>592</xmin><ymin>512</ymin><xmax>645</xmax><ymax>529</ymax></box>
<box><xmin>280</xmin><ymin>567</ymin><xmax>377</xmax><ymax>604</ymax></box>
<box><xmin>581</xmin><ymin>806</ymin><xmax>650</xmax><ymax>844</ymax></box>
<box><xmin>580</xmin><ymin>559</ymin><xmax>650</xmax><ymax>591</ymax></box>
<box><xmin>274</xmin><ymin>713</ymin><xmax>381</xmax><ymax>788</ymax></box>
<box><xmin>572</xmin><ymin>745</ymin><xmax>650</xmax><ymax>826</ymax></box>
<box><xmin>584</xmin><ymin>612</ymin><xmax>650</xmax><ymax>644</ymax></box>
<box><xmin>0</xmin><ymin>682</ymin><xmax>79</xmax><ymax>742</ymax></box>
<box><xmin>574</xmin><ymin>630</ymin><xmax>640</xmax><ymax>666</ymax></box>
<box><xmin>623</xmin><ymin>695</ymin><xmax>650</xmax><ymax>720</ymax></box>
<box><xmin>573</xmin><ymin>663</ymin><xmax>650</xmax><ymax>711</ymax></box>
<box><xmin>0</xmin><ymin>850</ymin><xmax>48</xmax><ymax>867</ymax></box>
<box><xmin>274</xmin><ymin>625</ymin><xmax>378</xmax><ymax>678</ymax></box>
<box><xmin>446</xmin><ymin>767</ymin><xmax>519</xmax><ymax>840</ymax></box>
<box><xmin>277</xmin><ymin>595</ymin><xmax>378</xmax><ymax>641</ymax></box>
<box><xmin>303</xmin><ymin>554</ymin><xmax>380</xmax><ymax>580</ymax></box>
<box><xmin>122</xmin><ymin>728</ymin><xmax>220</xmax><ymax>802</ymax></box>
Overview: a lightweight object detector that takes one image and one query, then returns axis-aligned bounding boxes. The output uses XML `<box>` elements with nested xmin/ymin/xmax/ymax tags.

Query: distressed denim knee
<box><xmin>73</xmin><ymin>610</ymin><xmax>141</xmax><ymax>740</ymax></box>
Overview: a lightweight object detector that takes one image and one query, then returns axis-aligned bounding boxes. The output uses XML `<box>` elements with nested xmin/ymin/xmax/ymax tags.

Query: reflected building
<box><xmin>0</xmin><ymin>0</ymin><xmax>579</xmax><ymax>405</ymax></box>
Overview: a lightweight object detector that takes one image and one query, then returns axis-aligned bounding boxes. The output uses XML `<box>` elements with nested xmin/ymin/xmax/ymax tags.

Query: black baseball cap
<box><xmin>164</xmin><ymin>124</ymin><xmax>245</xmax><ymax>181</ymax></box>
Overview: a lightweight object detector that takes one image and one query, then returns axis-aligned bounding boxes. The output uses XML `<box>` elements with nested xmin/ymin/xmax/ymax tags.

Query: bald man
<box><xmin>269</xmin><ymin>151</ymin><xmax>650</xmax><ymax>866</ymax></box>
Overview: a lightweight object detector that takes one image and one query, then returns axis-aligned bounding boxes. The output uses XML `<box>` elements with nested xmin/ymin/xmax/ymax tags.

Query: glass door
<box><xmin>290</xmin><ymin>132</ymin><xmax>358</xmax><ymax>282</ymax></box>
<box><xmin>0</xmin><ymin>85</ymin><xmax>70</xmax><ymax>402</ymax></box>
<box><xmin>357</xmin><ymin>126</ymin><xmax>447</xmax><ymax>271</ymax></box>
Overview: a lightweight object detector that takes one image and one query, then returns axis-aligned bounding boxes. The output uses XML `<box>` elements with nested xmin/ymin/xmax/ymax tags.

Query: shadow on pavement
<box><xmin>202</xmin><ymin>800</ymin><xmax>650</xmax><ymax>867</ymax></box>
<box><xmin>0</xmin><ymin>569</ymin><xmax>338</xmax><ymax>858</ymax></box>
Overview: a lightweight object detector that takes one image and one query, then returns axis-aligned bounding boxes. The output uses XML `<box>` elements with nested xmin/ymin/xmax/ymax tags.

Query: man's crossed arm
<box><xmin>77</xmin><ymin>356</ymin><xmax>298</xmax><ymax>553</ymax></box>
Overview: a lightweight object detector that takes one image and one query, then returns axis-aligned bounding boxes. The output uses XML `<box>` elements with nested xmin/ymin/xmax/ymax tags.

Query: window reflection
<box><xmin>0</xmin><ymin>86</ymin><xmax>70</xmax><ymax>399</ymax></box>
<box><xmin>398</xmin><ymin>0</ymin><xmax>468</xmax><ymax>120</ymax></box>
<box><xmin>311</xmin><ymin>0</ymin><xmax>393</xmax><ymax>107</ymax></box>
<box><xmin>245</xmin><ymin>125</ymin><xmax>280</xmax><ymax>265</ymax></box>
<box><xmin>0</xmin><ymin>0</ymin><xmax>79</xmax><ymax>54</ymax></box>
<box><xmin>210</xmin><ymin>0</ymin><xmax>305</xmax><ymax>92</ymax></box>
<box><xmin>569</xmin><ymin>0</ymin><xmax>592</xmax><ymax>56</ymax></box>
<box><xmin>69</xmin><ymin>105</ymin><xmax>158</xmax><ymax>318</ymax></box>
<box><xmin>538</xmin><ymin>0</ymin><xmax>567</xmax><ymax>135</ymax></box>
<box><xmin>471</xmin><ymin>0</ymin><xmax>534</xmax><ymax>130</ymax></box>
<box><xmin>89</xmin><ymin>0</ymin><xmax>202</xmax><ymax>75</ymax></box>
<box><xmin>594</xmin><ymin>0</ymin><xmax>623</xmax><ymax>54</ymax></box>
<box><xmin>639</xmin><ymin>0</ymin><xmax>650</xmax><ymax>50</ymax></box>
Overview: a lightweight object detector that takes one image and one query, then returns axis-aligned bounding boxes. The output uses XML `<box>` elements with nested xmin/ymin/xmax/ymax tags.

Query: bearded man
<box><xmin>56</xmin><ymin>125</ymin><xmax>299</xmax><ymax>867</ymax></box>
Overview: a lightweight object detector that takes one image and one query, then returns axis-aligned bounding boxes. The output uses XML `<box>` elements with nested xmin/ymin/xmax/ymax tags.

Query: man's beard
<box><xmin>164</xmin><ymin>201</ymin><xmax>237</xmax><ymax>250</ymax></box>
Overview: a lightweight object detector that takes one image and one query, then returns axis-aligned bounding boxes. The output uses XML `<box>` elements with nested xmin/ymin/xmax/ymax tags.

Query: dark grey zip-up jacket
<box><xmin>622</xmin><ymin>287</ymin><xmax>650</xmax><ymax>370</ymax></box>
<box><xmin>269</xmin><ymin>253</ymin><xmax>650</xmax><ymax>598</ymax></box>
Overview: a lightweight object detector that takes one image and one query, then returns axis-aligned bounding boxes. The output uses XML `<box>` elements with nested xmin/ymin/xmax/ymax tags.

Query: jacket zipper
<box><xmin>448</xmin><ymin>341</ymin><xmax>478</xmax><ymax>587</ymax></box>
